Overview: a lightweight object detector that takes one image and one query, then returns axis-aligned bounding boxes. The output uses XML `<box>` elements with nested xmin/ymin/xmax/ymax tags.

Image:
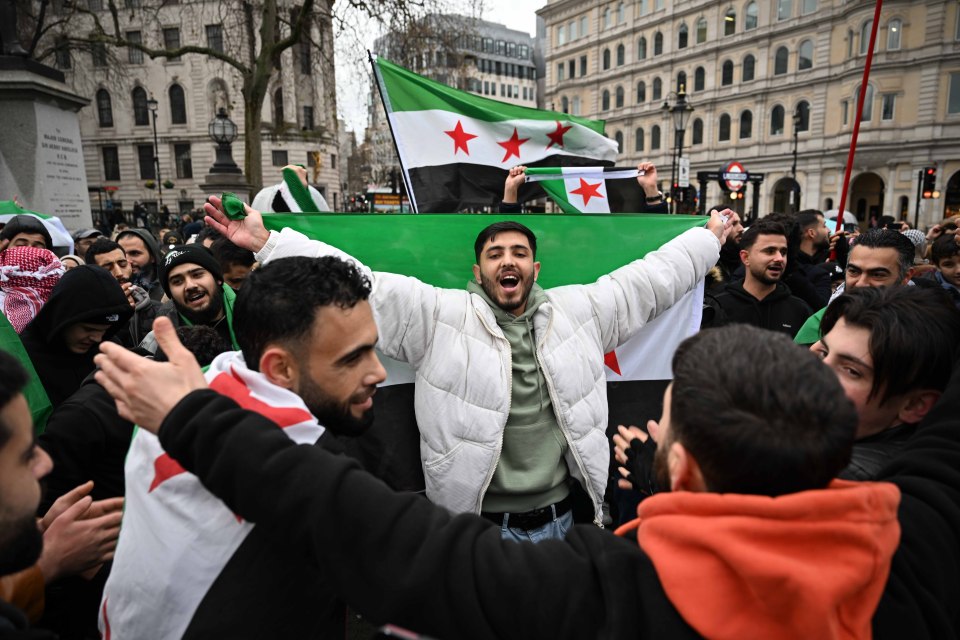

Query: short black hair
<box><xmin>85</xmin><ymin>238</ymin><xmax>124</xmax><ymax>265</ymax></box>
<box><xmin>474</xmin><ymin>221</ymin><xmax>537</xmax><ymax>262</ymax></box>
<box><xmin>154</xmin><ymin>325</ymin><xmax>232</xmax><ymax>367</ymax></box>
<box><xmin>233</xmin><ymin>256</ymin><xmax>371</xmax><ymax>371</ymax></box>
<box><xmin>210</xmin><ymin>236</ymin><xmax>255</xmax><ymax>269</ymax></box>
<box><xmin>0</xmin><ymin>351</ymin><xmax>29</xmax><ymax>449</ymax></box>
<box><xmin>850</xmin><ymin>229</ymin><xmax>915</xmax><ymax>279</ymax></box>
<box><xmin>931</xmin><ymin>234</ymin><xmax>960</xmax><ymax>265</ymax></box>
<box><xmin>820</xmin><ymin>286</ymin><xmax>960</xmax><ymax>404</ymax></box>
<box><xmin>740</xmin><ymin>219</ymin><xmax>788</xmax><ymax>251</ymax></box>
<box><xmin>796</xmin><ymin>210</ymin><xmax>824</xmax><ymax>232</ymax></box>
<box><xmin>670</xmin><ymin>325</ymin><xmax>857</xmax><ymax>497</ymax></box>
<box><xmin>196</xmin><ymin>226</ymin><xmax>222</xmax><ymax>244</ymax></box>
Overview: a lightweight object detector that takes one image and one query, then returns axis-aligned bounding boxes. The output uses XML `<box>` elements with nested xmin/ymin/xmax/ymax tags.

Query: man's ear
<box><xmin>896</xmin><ymin>389</ymin><xmax>941</xmax><ymax>425</ymax></box>
<box><xmin>668</xmin><ymin>441</ymin><xmax>708</xmax><ymax>493</ymax></box>
<box><xmin>472</xmin><ymin>264</ymin><xmax>481</xmax><ymax>284</ymax></box>
<box><xmin>739</xmin><ymin>249</ymin><xmax>749</xmax><ymax>266</ymax></box>
<box><xmin>901</xmin><ymin>266</ymin><xmax>916</xmax><ymax>285</ymax></box>
<box><xmin>259</xmin><ymin>347</ymin><xmax>298</xmax><ymax>391</ymax></box>
<box><xmin>533</xmin><ymin>261</ymin><xmax>541</xmax><ymax>281</ymax></box>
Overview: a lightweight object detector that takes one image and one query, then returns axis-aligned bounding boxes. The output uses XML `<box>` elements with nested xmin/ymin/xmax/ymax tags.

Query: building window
<box><xmin>174</xmin><ymin>143</ymin><xmax>192</xmax><ymax>178</ymax></box>
<box><xmin>887</xmin><ymin>19</ymin><xmax>901</xmax><ymax>51</ymax></box>
<box><xmin>616</xmin><ymin>44</ymin><xmax>625</xmax><ymax>66</ymax></box>
<box><xmin>678</xmin><ymin>24</ymin><xmax>688</xmax><ymax>49</ymax></box>
<box><xmin>676</xmin><ymin>71</ymin><xmax>686</xmax><ymax>92</ymax></box>
<box><xmin>798</xmin><ymin>40</ymin><xmax>813</xmax><ymax>70</ymax></box>
<box><xmin>653</xmin><ymin>32</ymin><xmax>663</xmax><ymax>55</ymax></box>
<box><xmin>777</xmin><ymin>0</ymin><xmax>792</xmax><ymax>21</ymax></box>
<box><xmin>163</xmin><ymin>27</ymin><xmax>181</xmax><ymax>61</ymax></box>
<box><xmin>127</xmin><ymin>31</ymin><xmax>143</xmax><ymax>63</ymax></box>
<box><xmin>692</xmin><ymin>118</ymin><xmax>703</xmax><ymax>144</ymax></box>
<box><xmin>271</xmin><ymin>150</ymin><xmax>288</xmax><ymax>166</ymax></box>
<box><xmin>568</xmin><ymin>59</ymin><xmax>575</xmax><ymax>79</ymax></box>
<box><xmin>331</xmin><ymin>153</ymin><xmax>337</xmax><ymax>169</ymax></box>
<box><xmin>273</xmin><ymin>88</ymin><xmax>284</xmax><ymax>124</ymax></box>
<box><xmin>572</xmin><ymin>96</ymin><xmax>580</xmax><ymax>114</ymax></box>
<box><xmin>694</xmin><ymin>66</ymin><xmax>705</xmax><ymax>91</ymax></box>
<box><xmin>300</xmin><ymin>39</ymin><xmax>312</xmax><ymax>75</ymax></box>
<box><xmin>739</xmin><ymin>110</ymin><xmax>753</xmax><ymax>139</ymax></box>
<box><xmin>856</xmin><ymin>85</ymin><xmax>873</xmax><ymax>121</ymax></box>
<box><xmin>745</xmin><ymin>1</ymin><xmax>758</xmax><ymax>30</ymax></box>
<box><xmin>54</xmin><ymin>39</ymin><xmax>71</xmax><ymax>69</ymax></box>
<box><xmin>561</xmin><ymin>96</ymin><xmax>569</xmax><ymax>113</ymax></box>
<box><xmin>169</xmin><ymin>84</ymin><xmax>186</xmax><ymax>124</ymax></box>
<box><xmin>949</xmin><ymin>73</ymin><xmax>960</xmax><ymax>114</ymax></box>
<box><xmin>635</xmin><ymin>127</ymin><xmax>644</xmax><ymax>151</ymax></box>
<box><xmin>88</xmin><ymin>0</ymin><xmax>102</xmax><ymax>9</ymax></box>
<box><xmin>602</xmin><ymin>89</ymin><xmax>610</xmax><ymax>110</ymax></box>
<box><xmin>774</xmin><ymin>46</ymin><xmax>789</xmax><ymax>75</ymax></box>
<box><xmin>615</xmin><ymin>85</ymin><xmax>624</xmax><ymax>107</ymax></box>
<box><xmin>132</xmin><ymin>86</ymin><xmax>149</xmax><ymax>126</ymax></box>
<box><xmin>651</xmin><ymin>125</ymin><xmax>661</xmax><ymax>150</ymax></box>
<box><xmin>614</xmin><ymin>131</ymin><xmax>623</xmax><ymax>153</ymax></box>
<box><xmin>801</xmin><ymin>0</ymin><xmax>816</xmax><ymax>14</ymax></box>
<box><xmin>557</xmin><ymin>63</ymin><xmax>565</xmax><ymax>81</ymax></box>
<box><xmin>91</xmin><ymin>42</ymin><xmax>107</xmax><ymax>67</ymax></box>
<box><xmin>637</xmin><ymin>37</ymin><xmax>647</xmax><ymax>60</ymax></box>
<box><xmin>742</xmin><ymin>54</ymin><xmax>755</xmax><ymax>82</ymax></box>
<box><xmin>303</xmin><ymin>106</ymin><xmax>314</xmax><ymax>129</ymax></box>
<box><xmin>696</xmin><ymin>17</ymin><xmax>707</xmax><ymax>43</ymax></box>
<box><xmin>724</xmin><ymin>9</ymin><xmax>736</xmax><ymax>35</ymax></box>
<box><xmin>881</xmin><ymin>94</ymin><xmax>895</xmax><ymax>120</ymax></box>
<box><xmin>603</xmin><ymin>7</ymin><xmax>611</xmax><ymax>28</ymax></box>
<box><xmin>847</xmin><ymin>29</ymin><xmax>855</xmax><ymax>58</ymax></box>
<box><xmin>557</xmin><ymin>25</ymin><xmax>566</xmax><ymax>46</ymax></box>
<box><xmin>617</xmin><ymin>1</ymin><xmax>625</xmax><ymax>23</ymax></box>
<box><xmin>637</xmin><ymin>80</ymin><xmax>646</xmax><ymax>102</ymax></box>
<box><xmin>652</xmin><ymin>77</ymin><xmax>662</xmax><ymax>100</ymax></box>
<box><xmin>137</xmin><ymin>144</ymin><xmax>155</xmax><ymax>179</ymax></box>
<box><xmin>841</xmin><ymin>100</ymin><xmax>849</xmax><ymax>125</ymax></box>
<box><xmin>580</xmin><ymin>55</ymin><xmax>587</xmax><ymax>76</ymax></box>
<box><xmin>770</xmin><ymin>105</ymin><xmax>785</xmax><ymax>135</ymax></box>
<box><xmin>206</xmin><ymin>24</ymin><xmax>224</xmax><ymax>54</ymax></box>
<box><xmin>102</xmin><ymin>146</ymin><xmax>120</xmax><ymax>181</ymax></box>
<box><xmin>96</xmin><ymin>89</ymin><xmax>113</xmax><ymax>127</ymax></box>
<box><xmin>718</xmin><ymin>114</ymin><xmax>731</xmax><ymax>141</ymax></box>
<box><xmin>721</xmin><ymin>60</ymin><xmax>734</xmax><ymax>86</ymax></box>
<box><xmin>580</xmin><ymin>16</ymin><xmax>588</xmax><ymax>37</ymax></box>
<box><xmin>602</xmin><ymin>49</ymin><xmax>610</xmax><ymax>70</ymax></box>
<box><xmin>859</xmin><ymin>21</ymin><xmax>872</xmax><ymax>56</ymax></box>
<box><xmin>796</xmin><ymin>100</ymin><xmax>810</xmax><ymax>131</ymax></box>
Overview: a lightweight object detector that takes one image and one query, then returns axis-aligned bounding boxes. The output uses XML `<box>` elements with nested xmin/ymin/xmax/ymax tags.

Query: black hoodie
<box><xmin>704</xmin><ymin>281</ymin><xmax>812</xmax><ymax>338</ymax></box>
<box><xmin>117</xmin><ymin>228</ymin><xmax>164</xmax><ymax>302</ymax></box>
<box><xmin>20</xmin><ymin>265</ymin><xmax>132</xmax><ymax>407</ymax></box>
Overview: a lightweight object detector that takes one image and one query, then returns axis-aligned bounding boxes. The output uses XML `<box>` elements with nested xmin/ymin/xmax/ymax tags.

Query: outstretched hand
<box><xmin>203</xmin><ymin>195</ymin><xmax>270</xmax><ymax>253</ymax></box>
<box><xmin>706</xmin><ymin>209</ymin><xmax>735</xmax><ymax>244</ymax></box>
<box><xmin>95</xmin><ymin>317</ymin><xmax>207</xmax><ymax>434</ymax></box>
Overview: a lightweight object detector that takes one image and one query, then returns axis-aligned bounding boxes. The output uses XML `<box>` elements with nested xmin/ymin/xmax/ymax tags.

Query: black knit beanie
<box><xmin>159</xmin><ymin>244</ymin><xmax>223</xmax><ymax>297</ymax></box>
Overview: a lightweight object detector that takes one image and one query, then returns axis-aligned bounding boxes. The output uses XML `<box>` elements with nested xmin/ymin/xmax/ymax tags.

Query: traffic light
<box><xmin>922</xmin><ymin>167</ymin><xmax>937</xmax><ymax>199</ymax></box>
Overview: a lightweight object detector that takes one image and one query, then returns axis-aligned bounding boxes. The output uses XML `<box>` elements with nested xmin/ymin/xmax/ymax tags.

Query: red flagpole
<box><xmin>835</xmin><ymin>0</ymin><xmax>884</xmax><ymax>237</ymax></box>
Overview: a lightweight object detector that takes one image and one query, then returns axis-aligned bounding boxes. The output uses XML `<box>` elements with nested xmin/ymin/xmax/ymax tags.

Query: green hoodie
<box><xmin>467</xmin><ymin>281</ymin><xmax>570</xmax><ymax>514</ymax></box>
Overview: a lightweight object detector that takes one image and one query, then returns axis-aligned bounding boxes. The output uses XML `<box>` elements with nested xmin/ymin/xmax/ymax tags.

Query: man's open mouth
<box><xmin>186</xmin><ymin>289</ymin><xmax>207</xmax><ymax>304</ymax></box>
<box><xmin>499</xmin><ymin>272</ymin><xmax>520</xmax><ymax>292</ymax></box>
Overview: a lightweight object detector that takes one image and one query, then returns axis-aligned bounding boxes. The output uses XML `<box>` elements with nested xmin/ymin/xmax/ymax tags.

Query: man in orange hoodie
<box><xmin>96</xmin><ymin>320</ymin><xmax>957</xmax><ymax>639</ymax></box>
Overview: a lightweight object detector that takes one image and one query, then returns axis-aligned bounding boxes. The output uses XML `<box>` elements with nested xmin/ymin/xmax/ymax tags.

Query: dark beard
<box><xmin>296</xmin><ymin>365</ymin><xmax>374</xmax><ymax>437</ymax></box>
<box><xmin>479</xmin><ymin>271</ymin><xmax>534</xmax><ymax>313</ymax></box>
<box><xmin>653</xmin><ymin>435</ymin><xmax>673</xmax><ymax>493</ymax></box>
<box><xmin>0</xmin><ymin>514</ymin><xmax>43</xmax><ymax>575</ymax></box>
<box><xmin>179</xmin><ymin>285</ymin><xmax>225</xmax><ymax>325</ymax></box>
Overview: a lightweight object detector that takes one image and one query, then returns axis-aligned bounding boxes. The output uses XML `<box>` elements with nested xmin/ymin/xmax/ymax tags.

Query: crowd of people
<box><xmin>1</xmin><ymin>162</ymin><xmax>959</xmax><ymax>639</ymax></box>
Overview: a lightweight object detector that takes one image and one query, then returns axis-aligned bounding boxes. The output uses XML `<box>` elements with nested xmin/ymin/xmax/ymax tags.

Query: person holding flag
<box><xmin>501</xmin><ymin>163</ymin><xmax>666</xmax><ymax>214</ymax></box>
<box><xmin>201</xmin><ymin>193</ymin><xmax>732</xmax><ymax>541</ymax></box>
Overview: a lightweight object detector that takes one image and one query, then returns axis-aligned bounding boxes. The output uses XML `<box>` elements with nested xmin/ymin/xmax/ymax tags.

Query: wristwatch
<box><xmin>645</xmin><ymin>191</ymin><xmax>664</xmax><ymax>203</ymax></box>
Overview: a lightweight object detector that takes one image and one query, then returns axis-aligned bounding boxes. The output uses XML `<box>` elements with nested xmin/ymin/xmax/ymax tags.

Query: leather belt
<box><xmin>481</xmin><ymin>496</ymin><xmax>572</xmax><ymax>531</ymax></box>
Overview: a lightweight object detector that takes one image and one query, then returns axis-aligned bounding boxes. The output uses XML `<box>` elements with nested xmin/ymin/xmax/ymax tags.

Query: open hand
<box><xmin>203</xmin><ymin>195</ymin><xmax>270</xmax><ymax>253</ymax></box>
<box><xmin>37</xmin><ymin>489</ymin><xmax>124</xmax><ymax>582</ymax></box>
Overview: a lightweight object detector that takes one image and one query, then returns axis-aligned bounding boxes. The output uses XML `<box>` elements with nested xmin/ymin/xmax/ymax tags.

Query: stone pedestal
<box><xmin>199</xmin><ymin>142</ymin><xmax>251</xmax><ymax>202</ymax></box>
<box><xmin>0</xmin><ymin>56</ymin><xmax>93</xmax><ymax>230</ymax></box>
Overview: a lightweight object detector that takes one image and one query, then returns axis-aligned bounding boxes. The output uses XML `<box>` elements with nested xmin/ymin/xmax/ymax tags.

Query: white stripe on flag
<box><xmin>564</xmin><ymin>176</ymin><xmax>611</xmax><ymax>214</ymax></box>
<box><xmin>525</xmin><ymin>168</ymin><xmax>641</xmax><ymax>183</ymax></box>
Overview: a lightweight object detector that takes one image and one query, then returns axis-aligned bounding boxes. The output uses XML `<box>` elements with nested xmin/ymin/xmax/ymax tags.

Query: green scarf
<box><xmin>178</xmin><ymin>283</ymin><xmax>239</xmax><ymax>350</ymax></box>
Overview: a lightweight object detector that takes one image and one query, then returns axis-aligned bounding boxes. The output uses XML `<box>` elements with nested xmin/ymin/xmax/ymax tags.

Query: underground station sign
<box><xmin>721</xmin><ymin>162</ymin><xmax>748</xmax><ymax>191</ymax></box>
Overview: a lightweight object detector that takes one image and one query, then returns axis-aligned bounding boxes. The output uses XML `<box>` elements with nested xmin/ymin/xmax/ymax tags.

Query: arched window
<box><xmin>856</xmin><ymin>84</ymin><xmax>874</xmax><ymax>121</ymax></box>
<box><xmin>739</xmin><ymin>110</ymin><xmax>753</xmax><ymax>138</ymax></box>
<box><xmin>859</xmin><ymin>21</ymin><xmax>872</xmax><ymax>55</ymax></box>
<box><xmin>724</xmin><ymin>8</ymin><xmax>736</xmax><ymax>35</ymax></box>
<box><xmin>694</xmin><ymin>66</ymin><xmax>705</xmax><ymax>91</ymax></box>
<box><xmin>742</xmin><ymin>54</ymin><xmax>755</xmax><ymax>81</ymax></box>
<box><xmin>602</xmin><ymin>89</ymin><xmax>611</xmax><ymax>110</ymax></box>
<box><xmin>273</xmin><ymin>87</ymin><xmax>284</xmax><ymax>124</ymax></box>
<box><xmin>96</xmin><ymin>89</ymin><xmax>113</xmax><ymax>127</ymax></box>
<box><xmin>721</xmin><ymin>60</ymin><xmax>734</xmax><ymax>86</ymax></box>
<box><xmin>561</xmin><ymin>96</ymin><xmax>569</xmax><ymax>113</ymax></box>
<box><xmin>652</xmin><ymin>77</ymin><xmax>662</xmax><ymax>101</ymax></box>
<box><xmin>603</xmin><ymin>48</ymin><xmax>611</xmax><ymax>70</ymax></box>
<box><xmin>795</xmin><ymin>100</ymin><xmax>810</xmax><ymax>131</ymax></box>
<box><xmin>616</xmin><ymin>44</ymin><xmax>625</xmax><ymax>66</ymax></box>
<box><xmin>615</xmin><ymin>85</ymin><xmax>624</xmax><ymax>108</ymax></box>
<box><xmin>696</xmin><ymin>17</ymin><xmax>707</xmax><ymax>43</ymax></box>
<box><xmin>651</xmin><ymin>124</ymin><xmax>661</xmax><ymax>149</ymax></box>
<box><xmin>887</xmin><ymin>18</ymin><xmax>902</xmax><ymax>51</ymax></box>
<box><xmin>677</xmin><ymin>71</ymin><xmax>687</xmax><ymax>92</ymax></box>
<box><xmin>719</xmin><ymin>113</ymin><xmax>731</xmax><ymax>141</ymax></box>
<box><xmin>638</xmin><ymin>37</ymin><xmax>647</xmax><ymax>60</ymax></box>
<box><xmin>132</xmin><ymin>86</ymin><xmax>148</xmax><ymax>126</ymax></box>
<box><xmin>847</xmin><ymin>29</ymin><xmax>855</xmax><ymax>58</ymax></box>
<box><xmin>637</xmin><ymin>81</ymin><xmax>646</xmax><ymax>102</ymax></box>
<box><xmin>635</xmin><ymin>127</ymin><xmax>645</xmax><ymax>151</ymax></box>
<box><xmin>774</xmin><ymin>46</ymin><xmax>789</xmax><ymax>75</ymax></box>
<box><xmin>777</xmin><ymin>0</ymin><xmax>792</xmax><ymax>21</ymax></box>
<box><xmin>744</xmin><ymin>1</ymin><xmax>758</xmax><ymax>29</ymax></box>
<box><xmin>692</xmin><ymin>118</ymin><xmax>703</xmax><ymax>144</ymax></box>
<box><xmin>653</xmin><ymin>32</ymin><xmax>663</xmax><ymax>56</ymax></box>
<box><xmin>678</xmin><ymin>24</ymin><xmax>689</xmax><ymax>49</ymax></box>
<box><xmin>770</xmin><ymin>105</ymin><xmax>785</xmax><ymax>135</ymax></box>
<box><xmin>603</xmin><ymin>7</ymin><xmax>611</xmax><ymax>28</ymax></box>
<box><xmin>168</xmin><ymin>83</ymin><xmax>187</xmax><ymax>124</ymax></box>
<box><xmin>614</xmin><ymin>131</ymin><xmax>623</xmax><ymax>153</ymax></box>
<box><xmin>798</xmin><ymin>40</ymin><xmax>813</xmax><ymax>70</ymax></box>
<box><xmin>617</xmin><ymin>2</ymin><xmax>625</xmax><ymax>23</ymax></box>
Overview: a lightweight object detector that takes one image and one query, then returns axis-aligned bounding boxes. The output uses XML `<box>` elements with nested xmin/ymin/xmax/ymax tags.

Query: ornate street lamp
<box><xmin>662</xmin><ymin>87</ymin><xmax>695</xmax><ymax>214</ymax></box>
<box><xmin>207</xmin><ymin>108</ymin><xmax>241</xmax><ymax>175</ymax></box>
<box><xmin>146</xmin><ymin>95</ymin><xmax>163</xmax><ymax>210</ymax></box>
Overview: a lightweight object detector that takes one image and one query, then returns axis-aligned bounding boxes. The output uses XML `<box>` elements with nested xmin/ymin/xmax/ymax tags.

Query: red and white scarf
<box><xmin>0</xmin><ymin>247</ymin><xmax>63</xmax><ymax>333</ymax></box>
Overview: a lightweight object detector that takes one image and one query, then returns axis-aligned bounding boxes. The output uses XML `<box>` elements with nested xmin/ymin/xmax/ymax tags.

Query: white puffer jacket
<box><xmin>257</xmin><ymin>226</ymin><xmax>720</xmax><ymax>523</ymax></box>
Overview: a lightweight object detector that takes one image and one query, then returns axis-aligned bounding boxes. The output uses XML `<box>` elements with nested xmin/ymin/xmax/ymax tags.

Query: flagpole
<box><xmin>834</xmin><ymin>0</ymin><xmax>883</xmax><ymax>239</ymax></box>
<box><xmin>368</xmin><ymin>51</ymin><xmax>420</xmax><ymax>213</ymax></box>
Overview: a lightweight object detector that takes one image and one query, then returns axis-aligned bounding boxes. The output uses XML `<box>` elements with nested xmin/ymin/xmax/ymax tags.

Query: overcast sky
<box><xmin>335</xmin><ymin>0</ymin><xmax>544</xmax><ymax>141</ymax></box>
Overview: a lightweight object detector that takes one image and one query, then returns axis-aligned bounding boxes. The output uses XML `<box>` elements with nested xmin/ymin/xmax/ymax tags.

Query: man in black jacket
<box><xmin>705</xmin><ymin>219</ymin><xmax>812</xmax><ymax>337</ymax></box>
<box><xmin>97</xmin><ymin>321</ymin><xmax>960</xmax><ymax>639</ymax></box>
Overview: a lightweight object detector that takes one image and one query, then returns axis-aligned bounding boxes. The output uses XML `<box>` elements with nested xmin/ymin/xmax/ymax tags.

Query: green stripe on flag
<box><xmin>262</xmin><ymin>213</ymin><xmax>706</xmax><ymax>288</ymax></box>
<box><xmin>375</xmin><ymin>57</ymin><xmax>607</xmax><ymax>134</ymax></box>
<box><xmin>0</xmin><ymin>312</ymin><xmax>52</xmax><ymax>434</ymax></box>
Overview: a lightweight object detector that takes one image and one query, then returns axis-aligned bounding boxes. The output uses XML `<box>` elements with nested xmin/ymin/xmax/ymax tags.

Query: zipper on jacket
<box><xmin>474</xmin><ymin>299</ymin><xmax>512</xmax><ymax>514</ymax></box>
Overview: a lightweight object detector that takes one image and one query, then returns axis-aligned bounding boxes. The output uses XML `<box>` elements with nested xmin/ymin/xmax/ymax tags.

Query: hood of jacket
<box><xmin>625</xmin><ymin>480</ymin><xmax>901</xmax><ymax>640</ymax></box>
<box><xmin>117</xmin><ymin>229</ymin><xmax>162</xmax><ymax>279</ymax></box>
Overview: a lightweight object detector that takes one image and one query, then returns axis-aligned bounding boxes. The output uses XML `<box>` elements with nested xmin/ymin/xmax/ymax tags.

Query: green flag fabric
<box><xmin>0</xmin><ymin>311</ymin><xmax>52</xmax><ymax>434</ymax></box>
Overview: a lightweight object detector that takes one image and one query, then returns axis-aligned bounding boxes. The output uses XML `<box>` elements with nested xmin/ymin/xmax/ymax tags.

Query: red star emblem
<box><xmin>604</xmin><ymin>351</ymin><xmax>622</xmax><ymax>375</ymax></box>
<box><xmin>444</xmin><ymin>120</ymin><xmax>478</xmax><ymax>155</ymax></box>
<box><xmin>546</xmin><ymin>121</ymin><xmax>573</xmax><ymax>149</ymax></box>
<box><xmin>497</xmin><ymin>127</ymin><xmax>530</xmax><ymax>163</ymax></box>
<box><xmin>570</xmin><ymin>178</ymin><xmax>605</xmax><ymax>206</ymax></box>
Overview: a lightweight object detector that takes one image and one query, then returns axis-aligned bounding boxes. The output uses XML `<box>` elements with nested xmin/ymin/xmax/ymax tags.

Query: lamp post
<box><xmin>662</xmin><ymin>86</ymin><xmax>694</xmax><ymax>214</ymax></box>
<box><xmin>146</xmin><ymin>96</ymin><xmax>163</xmax><ymax>211</ymax></box>
<box><xmin>791</xmin><ymin>105</ymin><xmax>802</xmax><ymax>212</ymax></box>
<box><xmin>207</xmin><ymin>108</ymin><xmax>241</xmax><ymax>174</ymax></box>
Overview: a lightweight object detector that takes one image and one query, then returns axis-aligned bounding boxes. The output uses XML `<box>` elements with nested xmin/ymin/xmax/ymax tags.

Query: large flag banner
<box><xmin>261</xmin><ymin>213</ymin><xmax>705</xmax><ymax>493</ymax></box>
<box><xmin>371</xmin><ymin>55</ymin><xmax>618</xmax><ymax>212</ymax></box>
<box><xmin>0</xmin><ymin>201</ymin><xmax>75</xmax><ymax>252</ymax></box>
<box><xmin>525</xmin><ymin>166</ymin><xmax>648</xmax><ymax>214</ymax></box>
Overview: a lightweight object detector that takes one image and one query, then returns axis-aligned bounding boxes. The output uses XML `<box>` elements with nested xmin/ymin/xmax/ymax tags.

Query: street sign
<box><xmin>678</xmin><ymin>158</ymin><xmax>690</xmax><ymax>188</ymax></box>
<box><xmin>721</xmin><ymin>161</ymin><xmax>747</xmax><ymax>191</ymax></box>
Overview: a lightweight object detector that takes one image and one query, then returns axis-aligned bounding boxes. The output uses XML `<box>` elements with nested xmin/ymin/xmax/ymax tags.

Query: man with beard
<box><xmin>116</xmin><ymin>229</ymin><xmax>164</xmax><ymax>302</ymax></box>
<box><xmin>97</xmin><ymin>256</ymin><xmax>385</xmax><ymax>639</ymax></box>
<box><xmin>199</xmin><ymin>196</ymin><xmax>729</xmax><ymax>541</ymax></box>
<box><xmin>704</xmin><ymin>220</ymin><xmax>811</xmax><ymax>337</ymax></box>
<box><xmin>138</xmin><ymin>244</ymin><xmax>239</xmax><ymax>353</ymax></box>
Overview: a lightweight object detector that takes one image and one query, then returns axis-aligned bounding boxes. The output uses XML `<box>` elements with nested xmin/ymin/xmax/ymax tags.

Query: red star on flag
<box><xmin>497</xmin><ymin>127</ymin><xmax>530</xmax><ymax>162</ymax></box>
<box><xmin>445</xmin><ymin>120</ymin><xmax>478</xmax><ymax>155</ymax></box>
<box><xmin>570</xmin><ymin>178</ymin><xmax>604</xmax><ymax>206</ymax></box>
<box><xmin>546</xmin><ymin>121</ymin><xmax>572</xmax><ymax>149</ymax></box>
<box><xmin>604</xmin><ymin>350</ymin><xmax>622</xmax><ymax>375</ymax></box>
